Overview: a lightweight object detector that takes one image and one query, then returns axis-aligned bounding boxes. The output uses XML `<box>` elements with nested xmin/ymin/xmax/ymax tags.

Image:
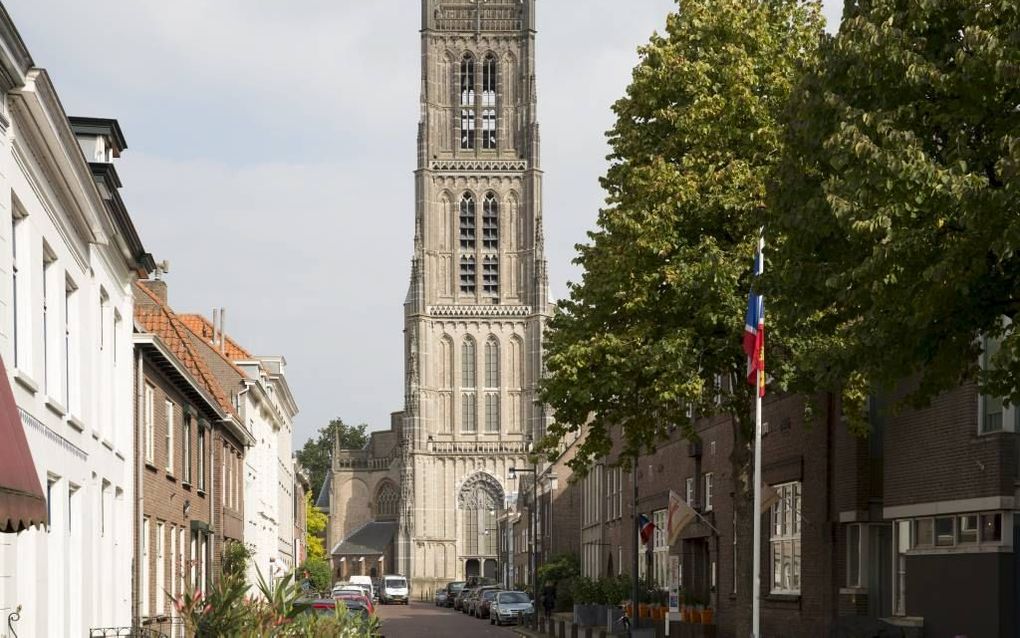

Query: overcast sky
<box><xmin>5</xmin><ymin>1</ymin><xmax>842</xmax><ymax>448</ymax></box>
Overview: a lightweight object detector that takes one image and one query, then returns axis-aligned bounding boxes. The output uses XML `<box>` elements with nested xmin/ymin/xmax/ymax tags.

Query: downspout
<box><xmin>209</xmin><ymin>421</ymin><xmax>216</xmax><ymax>582</ymax></box>
<box><xmin>133</xmin><ymin>348</ymin><xmax>144</xmax><ymax>630</ymax></box>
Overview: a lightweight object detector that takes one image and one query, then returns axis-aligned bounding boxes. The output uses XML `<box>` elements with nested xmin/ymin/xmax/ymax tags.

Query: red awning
<box><xmin>0</xmin><ymin>356</ymin><xmax>46</xmax><ymax>533</ymax></box>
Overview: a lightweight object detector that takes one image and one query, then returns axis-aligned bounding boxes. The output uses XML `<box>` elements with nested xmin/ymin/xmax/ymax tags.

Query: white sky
<box><xmin>5</xmin><ymin>1</ymin><xmax>842</xmax><ymax>446</ymax></box>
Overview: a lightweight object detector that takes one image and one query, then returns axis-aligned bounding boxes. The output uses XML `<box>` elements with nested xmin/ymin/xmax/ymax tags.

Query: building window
<box><xmin>197</xmin><ymin>427</ymin><xmax>206</xmax><ymax>491</ymax></box>
<box><xmin>183</xmin><ymin>415</ymin><xmax>192</xmax><ymax>484</ymax></box>
<box><xmin>67</xmin><ymin>483</ymin><xmax>78</xmax><ymax>533</ymax></box>
<box><xmin>981</xmin><ymin>513</ymin><xmax>1002</xmax><ymax>542</ymax></box>
<box><xmin>462</xmin><ymin>392</ymin><xmax>477</xmax><ymax>432</ymax></box>
<box><xmin>460</xmin><ymin>256</ymin><xmax>476</xmax><ymax>294</ymax></box>
<box><xmin>934</xmin><ymin>517</ymin><xmax>954</xmax><ymax>546</ymax></box>
<box><xmin>142</xmin><ymin>517</ymin><xmax>150</xmax><ymax>616</ymax></box>
<box><xmin>846</xmin><ymin>523</ymin><xmax>864</xmax><ymax>588</ymax></box>
<box><xmin>165</xmin><ymin>401</ymin><xmax>175</xmax><ymax>474</ymax></box>
<box><xmin>653</xmin><ymin>509</ymin><xmax>668</xmax><ymax>587</ymax></box>
<box><xmin>460</xmin><ymin>54</ymin><xmax>476</xmax><ymax>149</ymax></box>
<box><xmin>485</xmin><ymin>338</ymin><xmax>499</xmax><ymax>387</ymax></box>
<box><xmin>459</xmin><ymin>193</ymin><xmax>476</xmax><ymax>250</ymax></box>
<box><xmin>482</xmin><ymin>193</ymin><xmax>498</xmax><ymax>247</ymax></box>
<box><xmin>483</xmin><ymin>256</ymin><xmax>499</xmax><ymax>295</ymax></box>
<box><xmin>605</xmin><ymin>467</ymin><xmax>622</xmax><ymax>520</ymax></box>
<box><xmin>169</xmin><ymin>525</ymin><xmax>177</xmax><ymax>611</ymax></box>
<box><xmin>462</xmin><ymin>338</ymin><xmax>476</xmax><ymax>388</ymax></box>
<box><xmin>461</xmin><ymin>481</ymin><xmax>499</xmax><ymax>556</ymax></box>
<box><xmin>11</xmin><ymin>208</ymin><xmax>23</xmax><ymax>369</ymax></box>
<box><xmin>156</xmin><ymin>521</ymin><xmax>166</xmax><ymax>614</ymax></box>
<box><xmin>769</xmin><ymin>481</ymin><xmax>801</xmax><ymax>595</ymax></box>
<box><xmin>485</xmin><ymin>393</ymin><xmax>500</xmax><ymax>433</ymax></box>
<box><xmin>42</xmin><ymin>249</ymin><xmax>55</xmax><ymax>394</ymax></box>
<box><xmin>144</xmin><ymin>384</ymin><xmax>155</xmax><ymax>464</ymax></box>
<box><xmin>482</xmin><ymin>54</ymin><xmax>497</xmax><ymax>148</ymax></box>
<box><xmin>685</xmin><ymin>477</ymin><xmax>694</xmax><ymax>507</ymax></box>
<box><xmin>64</xmin><ymin>278</ymin><xmax>76</xmax><ymax>410</ymax></box>
<box><xmin>703</xmin><ymin>473</ymin><xmax>713</xmax><ymax>511</ymax></box>
<box><xmin>958</xmin><ymin>514</ymin><xmax>978</xmax><ymax>543</ymax></box>
<box><xmin>980</xmin><ymin>333</ymin><xmax>1016</xmax><ymax>433</ymax></box>
<box><xmin>376</xmin><ymin>482</ymin><xmax>399</xmax><ymax>520</ymax></box>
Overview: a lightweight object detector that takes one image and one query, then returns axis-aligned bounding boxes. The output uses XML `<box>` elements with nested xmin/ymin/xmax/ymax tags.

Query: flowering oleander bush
<box><xmin>174</xmin><ymin>568</ymin><xmax>379</xmax><ymax>637</ymax></box>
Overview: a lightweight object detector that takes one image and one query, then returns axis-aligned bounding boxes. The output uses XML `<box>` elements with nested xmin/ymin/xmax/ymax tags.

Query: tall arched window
<box><xmin>462</xmin><ymin>338</ymin><xmax>476</xmax><ymax>388</ymax></box>
<box><xmin>375</xmin><ymin>482</ymin><xmax>399</xmax><ymax>521</ymax></box>
<box><xmin>462</xmin><ymin>393</ymin><xmax>477</xmax><ymax>433</ymax></box>
<box><xmin>482</xmin><ymin>54</ymin><xmax>498</xmax><ymax>149</ymax></box>
<box><xmin>485</xmin><ymin>338</ymin><xmax>500</xmax><ymax>388</ymax></box>
<box><xmin>459</xmin><ymin>193</ymin><xmax>477</xmax><ymax>294</ymax></box>
<box><xmin>485</xmin><ymin>394</ymin><xmax>500</xmax><ymax>433</ymax></box>
<box><xmin>482</xmin><ymin>193</ymin><xmax>499</xmax><ymax>295</ymax></box>
<box><xmin>460</xmin><ymin>474</ymin><xmax>502</xmax><ymax>556</ymax></box>
<box><xmin>460</xmin><ymin>54</ymin><xmax>476</xmax><ymax>149</ymax></box>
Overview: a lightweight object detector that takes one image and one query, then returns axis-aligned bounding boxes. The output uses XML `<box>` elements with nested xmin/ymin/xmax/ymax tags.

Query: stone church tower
<box><xmin>327</xmin><ymin>0</ymin><xmax>550</xmax><ymax>597</ymax></box>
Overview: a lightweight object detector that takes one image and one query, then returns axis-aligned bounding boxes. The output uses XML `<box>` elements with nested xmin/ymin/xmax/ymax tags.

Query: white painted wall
<box><xmin>0</xmin><ymin>85</ymin><xmax>137</xmax><ymax>636</ymax></box>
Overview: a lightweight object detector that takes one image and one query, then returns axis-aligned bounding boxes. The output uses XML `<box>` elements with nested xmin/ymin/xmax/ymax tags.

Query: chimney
<box><xmin>145</xmin><ymin>279</ymin><xmax>168</xmax><ymax>304</ymax></box>
<box><xmin>212</xmin><ymin>309</ymin><xmax>220</xmax><ymax>345</ymax></box>
<box><xmin>219</xmin><ymin>308</ymin><xmax>226</xmax><ymax>355</ymax></box>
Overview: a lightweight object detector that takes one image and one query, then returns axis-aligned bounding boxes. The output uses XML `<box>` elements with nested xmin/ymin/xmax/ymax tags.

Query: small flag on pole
<box><xmin>667</xmin><ymin>490</ymin><xmax>697</xmax><ymax>546</ymax></box>
<box><xmin>743</xmin><ymin>237</ymin><xmax>766</xmax><ymax>397</ymax></box>
<box><xmin>638</xmin><ymin>513</ymin><xmax>656</xmax><ymax>545</ymax></box>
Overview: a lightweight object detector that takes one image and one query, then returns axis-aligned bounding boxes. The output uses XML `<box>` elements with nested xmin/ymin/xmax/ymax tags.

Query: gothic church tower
<box><xmin>399</xmin><ymin>0</ymin><xmax>550</xmax><ymax>593</ymax></box>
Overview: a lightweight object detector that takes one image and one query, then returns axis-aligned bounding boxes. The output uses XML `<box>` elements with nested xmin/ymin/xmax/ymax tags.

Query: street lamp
<box><xmin>508</xmin><ymin>435</ymin><xmax>537</xmax><ymax>607</ymax></box>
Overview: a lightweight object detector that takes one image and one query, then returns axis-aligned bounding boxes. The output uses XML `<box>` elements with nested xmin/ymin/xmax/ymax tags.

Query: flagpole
<box><xmin>752</xmin><ymin>370</ymin><xmax>762</xmax><ymax>638</ymax></box>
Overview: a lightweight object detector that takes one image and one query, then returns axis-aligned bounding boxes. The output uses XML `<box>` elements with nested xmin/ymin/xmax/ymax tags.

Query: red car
<box><xmin>333</xmin><ymin>591</ymin><xmax>376</xmax><ymax>616</ymax></box>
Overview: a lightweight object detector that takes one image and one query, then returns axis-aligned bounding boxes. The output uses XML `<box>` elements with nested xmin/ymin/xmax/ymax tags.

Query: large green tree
<box><xmin>539</xmin><ymin>1</ymin><xmax>822</xmax><ymax>634</ymax></box>
<box><xmin>768</xmin><ymin>0</ymin><xmax>1020</xmax><ymax>419</ymax></box>
<box><xmin>297</xmin><ymin>418</ymin><xmax>368</xmax><ymax>502</ymax></box>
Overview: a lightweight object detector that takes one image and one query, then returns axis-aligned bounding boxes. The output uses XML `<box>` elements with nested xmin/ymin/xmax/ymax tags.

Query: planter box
<box><xmin>573</xmin><ymin>604</ymin><xmax>600</xmax><ymax>627</ymax></box>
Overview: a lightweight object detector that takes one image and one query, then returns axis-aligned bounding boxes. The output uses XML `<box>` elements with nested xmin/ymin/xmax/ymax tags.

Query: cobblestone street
<box><xmin>375</xmin><ymin>601</ymin><xmax>523</xmax><ymax>638</ymax></box>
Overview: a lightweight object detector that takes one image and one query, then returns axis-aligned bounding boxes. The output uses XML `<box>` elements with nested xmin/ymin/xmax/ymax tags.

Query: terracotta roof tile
<box><xmin>134</xmin><ymin>282</ymin><xmax>236</xmax><ymax>418</ymax></box>
<box><xmin>178</xmin><ymin>314</ymin><xmax>253</xmax><ymax>361</ymax></box>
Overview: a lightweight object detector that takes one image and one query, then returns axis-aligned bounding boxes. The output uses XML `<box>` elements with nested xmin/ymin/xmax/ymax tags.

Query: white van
<box><xmin>381</xmin><ymin>574</ymin><xmax>409</xmax><ymax>605</ymax></box>
<box><xmin>349</xmin><ymin>575</ymin><xmax>375</xmax><ymax>601</ymax></box>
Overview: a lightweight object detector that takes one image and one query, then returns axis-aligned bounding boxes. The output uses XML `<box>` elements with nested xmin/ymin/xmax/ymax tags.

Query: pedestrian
<box><xmin>542</xmin><ymin>581</ymin><xmax>556</xmax><ymax>619</ymax></box>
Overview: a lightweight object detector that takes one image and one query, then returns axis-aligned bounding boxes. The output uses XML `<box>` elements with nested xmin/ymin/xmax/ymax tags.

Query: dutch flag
<box><xmin>743</xmin><ymin>237</ymin><xmax>765</xmax><ymax>397</ymax></box>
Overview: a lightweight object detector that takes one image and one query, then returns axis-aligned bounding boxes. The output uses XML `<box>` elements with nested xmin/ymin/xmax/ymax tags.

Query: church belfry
<box><xmin>398</xmin><ymin>0</ymin><xmax>550</xmax><ymax>591</ymax></box>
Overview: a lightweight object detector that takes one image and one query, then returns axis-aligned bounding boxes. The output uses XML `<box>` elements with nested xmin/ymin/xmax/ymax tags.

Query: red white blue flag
<box><xmin>743</xmin><ymin>237</ymin><xmax>765</xmax><ymax>397</ymax></box>
<box><xmin>639</xmin><ymin>513</ymin><xmax>656</xmax><ymax>545</ymax></box>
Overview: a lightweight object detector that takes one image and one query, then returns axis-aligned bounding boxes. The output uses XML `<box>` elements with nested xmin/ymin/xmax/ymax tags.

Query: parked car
<box><xmin>467</xmin><ymin>586</ymin><xmax>500</xmax><ymax>617</ymax></box>
<box><xmin>445</xmin><ymin>581</ymin><xmax>465</xmax><ymax>608</ymax></box>
<box><xmin>434</xmin><ymin>589</ymin><xmax>449</xmax><ymax>606</ymax></box>
<box><xmin>350</xmin><ymin>575</ymin><xmax>376</xmax><ymax>601</ymax></box>
<box><xmin>453</xmin><ymin>585</ymin><xmax>475</xmax><ymax>611</ymax></box>
<box><xmin>490</xmin><ymin>590</ymin><xmax>535</xmax><ymax>626</ymax></box>
<box><xmin>475</xmin><ymin>588</ymin><xmax>502</xmax><ymax>619</ymax></box>
<box><xmin>332</xmin><ymin>589</ymin><xmax>376</xmax><ymax>616</ymax></box>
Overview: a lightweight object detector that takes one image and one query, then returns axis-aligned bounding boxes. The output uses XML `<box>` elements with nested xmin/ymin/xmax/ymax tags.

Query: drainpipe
<box><xmin>210</xmin><ymin>422</ymin><xmax>216</xmax><ymax>581</ymax></box>
<box><xmin>133</xmin><ymin>349</ymin><xmax>144</xmax><ymax>630</ymax></box>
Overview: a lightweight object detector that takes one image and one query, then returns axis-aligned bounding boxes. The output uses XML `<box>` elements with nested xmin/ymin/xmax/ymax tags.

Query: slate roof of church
<box><xmin>331</xmin><ymin>521</ymin><xmax>398</xmax><ymax>556</ymax></box>
<box><xmin>314</xmin><ymin>473</ymin><xmax>331</xmax><ymax>511</ymax></box>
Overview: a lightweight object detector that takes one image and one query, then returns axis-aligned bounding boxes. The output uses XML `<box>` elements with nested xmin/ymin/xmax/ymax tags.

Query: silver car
<box><xmin>489</xmin><ymin>590</ymin><xmax>534</xmax><ymax>626</ymax></box>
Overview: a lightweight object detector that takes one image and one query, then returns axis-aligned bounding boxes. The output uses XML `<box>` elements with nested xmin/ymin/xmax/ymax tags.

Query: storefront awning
<box><xmin>0</xmin><ymin>356</ymin><xmax>46</xmax><ymax>533</ymax></box>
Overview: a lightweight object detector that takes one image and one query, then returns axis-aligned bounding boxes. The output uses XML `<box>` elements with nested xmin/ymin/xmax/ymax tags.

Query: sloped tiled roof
<box><xmin>179</xmin><ymin>314</ymin><xmax>254</xmax><ymax>361</ymax></box>
<box><xmin>134</xmin><ymin>282</ymin><xmax>236</xmax><ymax>418</ymax></box>
<box><xmin>315</xmin><ymin>473</ymin><xmax>331</xmax><ymax>511</ymax></box>
<box><xmin>331</xmin><ymin>521</ymin><xmax>397</xmax><ymax>556</ymax></box>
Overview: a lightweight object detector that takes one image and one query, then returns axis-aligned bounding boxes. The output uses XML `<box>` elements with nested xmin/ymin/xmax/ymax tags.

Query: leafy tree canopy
<box><xmin>768</xmin><ymin>0</ymin><xmax>1020</xmax><ymax>424</ymax></box>
<box><xmin>297</xmin><ymin>418</ymin><xmax>369</xmax><ymax>502</ymax></box>
<box><xmin>305</xmin><ymin>491</ymin><xmax>328</xmax><ymax>562</ymax></box>
<box><xmin>539</xmin><ymin>0</ymin><xmax>824</xmax><ymax>472</ymax></box>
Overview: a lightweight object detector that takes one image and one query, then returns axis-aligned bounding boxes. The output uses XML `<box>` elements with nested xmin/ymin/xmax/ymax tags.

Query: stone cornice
<box><xmin>428</xmin><ymin>159</ymin><xmax>528</xmax><ymax>173</ymax></box>
<box><xmin>429</xmin><ymin>305</ymin><xmax>531</xmax><ymax>318</ymax></box>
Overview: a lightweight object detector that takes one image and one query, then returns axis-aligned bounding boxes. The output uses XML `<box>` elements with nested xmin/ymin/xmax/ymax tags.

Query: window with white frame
<box><xmin>165</xmin><ymin>400</ymin><xmax>175</xmax><ymax>474</ymax></box>
<box><xmin>481</xmin><ymin>53</ymin><xmax>498</xmax><ymax>149</ymax></box>
<box><xmin>912</xmin><ymin>511</ymin><xmax>1003</xmax><ymax>548</ymax></box>
<box><xmin>653</xmin><ymin>509</ymin><xmax>668</xmax><ymax>587</ymax></box>
<box><xmin>460</xmin><ymin>54</ymin><xmax>476</xmax><ymax>149</ymax></box>
<box><xmin>769</xmin><ymin>481</ymin><xmax>801</xmax><ymax>595</ymax></box>
<box><xmin>197</xmin><ymin>426</ymin><xmax>206</xmax><ymax>491</ymax></box>
<box><xmin>144</xmin><ymin>384</ymin><xmax>155</xmax><ymax>464</ymax></box>
<box><xmin>10</xmin><ymin>205</ymin><xmax>24</xmax><ymax>369</ymax></box>
<box><xmin>169</xmin><ymin>524</ymin><xmax>177</xmax><ymax>612</ymax></box>
<box><xmin>183</xmin><ymin>414</ymin><xmax>192</xmax><ymax>484</ymax></box>
<box><xmin>63</xmin><ymin>277</ymin><xmax>77</xmax><ymax>411</ymax></box>
<box><xmin>980</xmin><ymin>333</ymin><xmax>1016</xmax><ymax>433</ymax></box>
<box><xmin>42</xmin><ymin>249</ymin><xmax>55</xmax><ymax>394</ymax></box>
<box><xmin>156</xmin><ymin>521</ymin><xmax>166</xmax><ymax>613</ymax></box>
<box><xmin>685</xmin><ymin>476</ymin><xmax>695</xmax><ymax>507</ymax></box>
<box><xmin>605</xmin><ymin>466</ymin><xmax>622</xmax><ymax>520</ymax></box>
<box><xmin>142</xmin><ymin>517</ymin><xmax>150</xmax><ymax>616</ymax></box>
<box><xmin>704</xmin><ymin>473</ymin><xmax>714</xmax><ymax>511</ymax></box>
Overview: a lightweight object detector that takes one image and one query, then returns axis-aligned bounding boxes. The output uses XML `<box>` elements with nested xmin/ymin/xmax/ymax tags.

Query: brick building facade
<box><xmin>133</xmin><ymin>280</ymin><xmax>251</xmax><ymax>627</ymax></box>
<box><xmin>578</xmin><ymin>384</ymin><xmax>1019</xmax><ymax>638</ymax></box>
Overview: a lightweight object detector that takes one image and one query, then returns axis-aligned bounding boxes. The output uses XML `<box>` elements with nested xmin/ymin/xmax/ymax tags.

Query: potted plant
<box><xmin>701</xmin><ymin>606</ymin><xmax>714</xmax><ymax>624</ymax></box>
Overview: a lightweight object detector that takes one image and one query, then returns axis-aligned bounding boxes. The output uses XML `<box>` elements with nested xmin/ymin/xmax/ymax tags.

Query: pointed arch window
<box><xmin>460</xmin><ymin>54</ymin><xmax>476</xmax><ymax>149</ymax></box>
<box><xmin>462</xmin><ymin>392</ymin><xmax>477</xmax><ymax>433</ymax></box>
<box><xmin>482</xmin><ymin>54</ymin><xmax>498</xmax><ymax>149</ymax></box>
<box><xmin>485</xmin><ymin>338</ymin><xmax>500</xmax><ymax>388</ymax></box>
<box><xmin>462</xmin><ymin>338</ymin><xmax>477</xmax><ymax>389</ymax></box>
<box><xmin>482</xmin><ymin>193</ymin><xmax>498</xmax><ymax>250</ymax></box>
<box><xmin>376</xmin><ymin>483</ymin><xmax>399</xmax><ymax>521</ymax></box>
<box><xmin>483</xmin><ymin>256</ymin><xmax>499</xmax><ymax>295</ymax></box>
<box><xmin>460</xmin><ymin>256</ymin><xmax>477</xmax><ymax>294</ymax></box>
<box><xmin>460</xmin><ymin>193</ymin><xmax>477</xmax><ymax>250</ymax></box>
<box><xmin>485</xmin><ymin>394</ymin><xmax>500</xmax><ymax>433</ymax></box>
